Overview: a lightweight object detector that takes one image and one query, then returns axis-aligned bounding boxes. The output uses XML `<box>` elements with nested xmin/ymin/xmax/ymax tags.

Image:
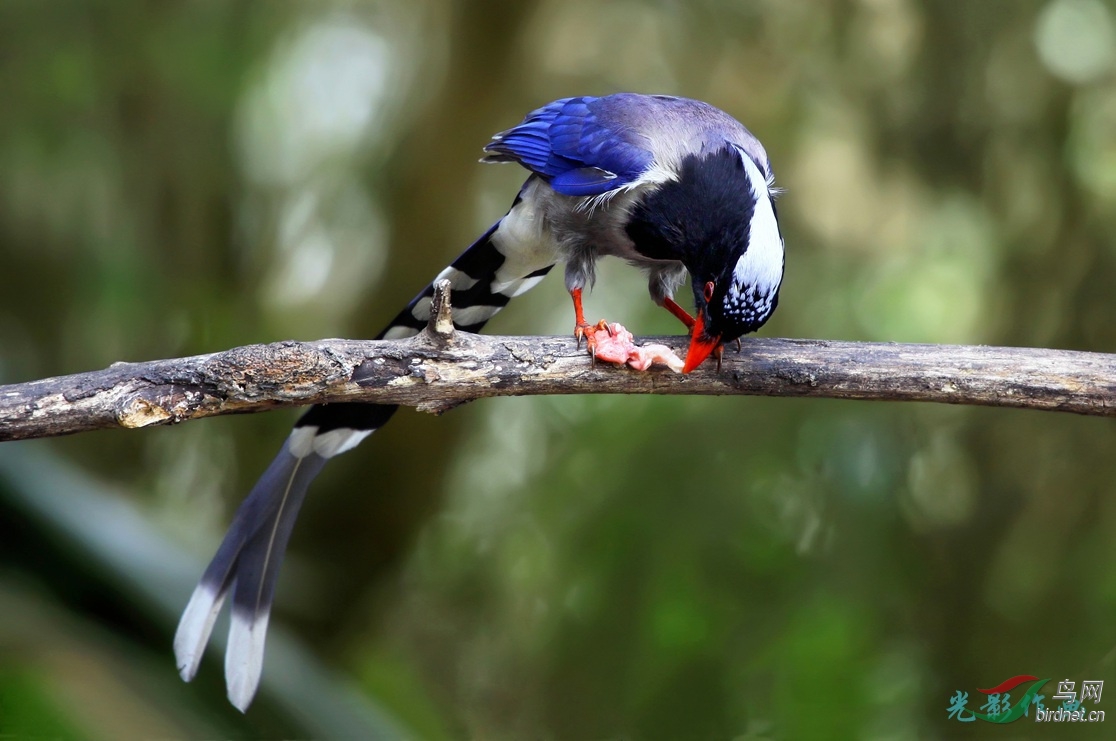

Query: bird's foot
<box><xmin>575</xmin><ymin>319</ymin><xmax>613</xmax><ymax>360</ymax></box>
<box><xmin>584</xmin><ymin>321</ymin><xmax>684</xmax><ymax>373</ymax></box>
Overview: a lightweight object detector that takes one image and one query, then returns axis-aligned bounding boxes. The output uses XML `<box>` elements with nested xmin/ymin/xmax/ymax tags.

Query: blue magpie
<box><xmin>174</xmin><ymin>93</ymin><xmax>785</xmax><ymax>710</ymax></box>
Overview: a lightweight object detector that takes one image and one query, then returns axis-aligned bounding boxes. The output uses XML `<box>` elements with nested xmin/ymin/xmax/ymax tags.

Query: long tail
<box><xmin>175</xmin><ymin>190</ymin><xmax>555</xmax><ymax>710</ymax></box>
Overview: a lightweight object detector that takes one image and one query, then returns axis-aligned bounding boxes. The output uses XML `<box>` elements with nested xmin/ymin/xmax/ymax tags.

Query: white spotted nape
<box><xmin>723</xmin><ymin>147</ymin><xmax>783</xmax><ymax>324</ymax></box>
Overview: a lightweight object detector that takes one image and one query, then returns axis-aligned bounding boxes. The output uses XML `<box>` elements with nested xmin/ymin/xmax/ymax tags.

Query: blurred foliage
<box><xmin>2</xmin><ymin>0</ymin><xmax>1116</xmax><ymax>738</ymax></box>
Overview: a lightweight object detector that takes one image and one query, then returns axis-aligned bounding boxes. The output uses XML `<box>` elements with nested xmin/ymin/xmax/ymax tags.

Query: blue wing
<box><xmin>482</xmin><ymin>96</ymin><xmax>654</xmax><ymax>197</ymax></box>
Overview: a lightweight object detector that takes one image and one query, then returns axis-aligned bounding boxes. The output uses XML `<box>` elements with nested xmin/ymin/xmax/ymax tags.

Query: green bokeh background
<box><xmin>2</xmin><ymin>1</ymin><xmax>1116</xmax><ymax>738</ymax></box>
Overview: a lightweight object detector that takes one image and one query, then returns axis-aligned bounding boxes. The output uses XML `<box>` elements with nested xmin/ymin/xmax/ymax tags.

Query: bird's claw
<box><xmin>575</xmin><ymin>320</ymin><xmax>613</xmax><ymax>361</ymax></box>
<box><xmin>575</xmin><ymin>322</ymin><xmax>590</xmax><ymax>349</ymax></box>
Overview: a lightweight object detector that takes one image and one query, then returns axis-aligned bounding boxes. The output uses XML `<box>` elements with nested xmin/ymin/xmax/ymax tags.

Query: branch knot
<box><xmin>425</xmin><ymin>279</ymin><xmax>455</xmax><ymax>339</ymax></box>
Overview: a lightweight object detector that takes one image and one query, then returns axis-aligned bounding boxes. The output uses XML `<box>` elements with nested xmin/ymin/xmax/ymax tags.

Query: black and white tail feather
<box><xmin>174</xmin><ymin>192</ymin><xmax>556</xmax><ymax>711</ymax></box>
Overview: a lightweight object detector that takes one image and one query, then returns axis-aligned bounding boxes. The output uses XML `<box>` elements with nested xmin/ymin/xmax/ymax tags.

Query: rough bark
<box><xmin>2</xmin><ymin>281</ymin><xmax>1114</xmax><ymax>442</ymax></box>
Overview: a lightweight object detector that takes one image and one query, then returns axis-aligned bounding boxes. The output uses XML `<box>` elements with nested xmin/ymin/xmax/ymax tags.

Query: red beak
<box><xmin>682</xmin><ymin>312</ymin><xmax>721</xmax><ymax>373</ymax></box>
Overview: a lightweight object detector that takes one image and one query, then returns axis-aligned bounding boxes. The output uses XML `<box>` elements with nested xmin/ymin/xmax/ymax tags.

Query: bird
<box><xmin>174</xmin><ymin>93</ymin><xmax>785</xmax><ymax>711</ymax></box>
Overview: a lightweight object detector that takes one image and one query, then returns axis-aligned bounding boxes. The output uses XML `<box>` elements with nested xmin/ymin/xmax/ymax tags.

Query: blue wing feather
<box><xmin>483</xmin><ymin>96</ymin><xmax>653</xmax><ymax>197</ymax></box>
<box><xmin>550</xmin><ymin>167</ymin><xmax>620</xmax><ymax>196</ymax></box>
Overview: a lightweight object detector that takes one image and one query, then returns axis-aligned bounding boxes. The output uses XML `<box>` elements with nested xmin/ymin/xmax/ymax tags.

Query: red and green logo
<box><xmin>947</xmin><ymin>675</ymin><xmax>1105</xmax><ymax>724</ymax></box>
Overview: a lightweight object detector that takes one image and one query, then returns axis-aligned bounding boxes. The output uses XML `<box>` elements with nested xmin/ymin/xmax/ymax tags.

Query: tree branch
<box><xmin>2</xmin><ymin>281</ymin><xmax>1115</xmax><ymax>442</ymax></box>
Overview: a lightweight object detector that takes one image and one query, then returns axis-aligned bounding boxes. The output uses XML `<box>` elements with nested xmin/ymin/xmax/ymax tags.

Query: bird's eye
<box><xmin>703</xmin><ymin>281</ymin><xmax>715</xmax><ymax>302</ymax></box>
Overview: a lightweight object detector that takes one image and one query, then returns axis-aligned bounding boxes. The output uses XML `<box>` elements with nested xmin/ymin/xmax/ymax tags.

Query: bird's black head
<box><xmin>625</xmin><ymin>143</ymin><xmax>785</xmax><ymax>372</ymax></box>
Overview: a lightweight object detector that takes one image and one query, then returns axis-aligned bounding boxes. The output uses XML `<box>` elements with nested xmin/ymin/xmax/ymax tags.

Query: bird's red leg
<box><xmin>571</xmin><ymin>287</ymin><xmax>591</xmax><ymax>348</ymax></box>
<box><xmin>662</xmin><ymin>297</ymin><xmax>695</xmax><ymax>330</ymax></box>
<box><xmin>570</xmin><ymin>288</ymin><xmax>611</xmax><ymax>353</ymax></box>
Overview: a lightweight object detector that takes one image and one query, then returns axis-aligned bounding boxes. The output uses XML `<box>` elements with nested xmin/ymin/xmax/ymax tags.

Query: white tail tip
<box><xmin>225</xmin><ymin>610</ymin><xmax>270</xmax><ymax>712</ymax></box>
<box><xmin>174</xmin><ymin>583</ymin><xmax>227</xmax><ymax>682</ymax></box>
